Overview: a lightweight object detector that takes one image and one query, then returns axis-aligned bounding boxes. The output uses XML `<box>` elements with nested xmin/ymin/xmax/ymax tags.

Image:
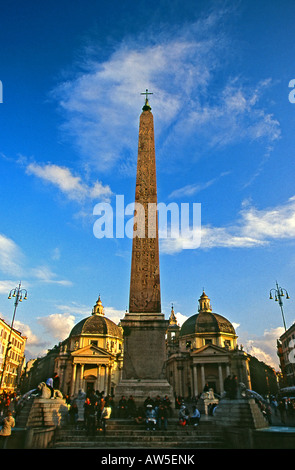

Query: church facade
<box><xmin>166</xmin><ymin>291</ymin><xmax>252</xmax><ymax>398</ymax></box>
<box><xmin>23</xmin><ymin>296</ymin><xmax>123</xmax><ymax>398</ymax></box>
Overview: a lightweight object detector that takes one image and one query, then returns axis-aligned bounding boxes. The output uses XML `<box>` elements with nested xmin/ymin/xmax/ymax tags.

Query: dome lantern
<box><xmin>198</xmin><ymin>290</ymin><xmax>212</xmax><ymax>313</ymax></box>
<box><xmin>93</xmin><ymin>295</ymin><xmax>104</xmax><ymax>316</ymax></box>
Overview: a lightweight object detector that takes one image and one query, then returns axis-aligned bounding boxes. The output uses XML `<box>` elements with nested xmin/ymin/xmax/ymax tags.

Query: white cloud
<box><xmin>103</xmin><ymin>306</ymin><xmax>125</xmax><ymax>325</ymax></box>
<box><xmin>0</xmin><ymin>280</ymin><xmax>23</xmax><ymax>294</ymax></box>
<box><xmin>26</xmin><ymin>162</ymin><xmax>112</xmax><ymax>202</ymax></box>
<box><xmin>241</xmin><ymin>326</ymin><xmax>286</xmax><ymax>369</ymax></box>
<box><xmin>168</xmin><ymin>172</ymin><xmax>231</xmax><ymax>200</ymax></box>
<box><xmin>51</xmin><ymin>13</ymin><xmax>280</xmax><ymax>174</ymax></box>
<box><xmin>177</xmin><ymin>78</ymin><xmax>280</xmax><ymax>150</ymax></box>
<box><xmin>175</xmin><ymin>312</ymin><xmax>189</xmax><ymax>327</ymax></box>
<box><xmin>31</xmin><ymin>265</ymin><xmax>72</xmax><ymax>286</ymax></box>
<box><xmin>38</xmin><ymin>313</ymin><xmax>76</xmax><ymax>341</ymax></box>
<box><xmin>0</xmin><ymin>233</ymin><xmax>72</xmax><ymax>289</ymax></box>
<box><xmin>51</xmin><ymin>248</ymin><xmax>61</xmax><ymax>261</ymax></box>
<box><xmin>161</xmin><ymin>195</ymin><xmax>295</xmax><ymax>253</ymax></box>
<box><xmin>13</xmin><ymin>320</ymin><xmax>39</xmax><ymax>346</ymax></box>
<box><xmin>0</xmin><ymin>234</ymin><xmax>23</xmax><ymax>277</ymax></box>
<box><xmin>55</xmin><ymin>302</ymin><xmax>92</xmax><ymax>317</ymax></box>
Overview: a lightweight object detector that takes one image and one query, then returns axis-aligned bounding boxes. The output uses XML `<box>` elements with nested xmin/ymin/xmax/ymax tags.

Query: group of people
<box><xmin>178</xmin><ymin>403</ymin><xmax>201</xmax><ymax>427</ymax></box>
<box><xmin>0</xmin><ymin>391</ymin><xmax>19</xmax><ymax>417</ymax></box>
<box><xmin>82</xmin><ymin>390</ymin><xmax>112</xmax><ymax>436</ymax></box>
<box><xmin>0</xmin><ymin>391</ymin><xmax>18</xmax><ymax>447</ymax></box>
<box><xmin>117</xmin><ymin>395</ymin><xmax>137</xmax><ymax>418</ymax></box>
<box><xmin>271</xmin><ymin>396</ymin><xmax>295</xmax><ymax>425</ymax></box>
<box><xmin>143</xmin><ymin>396</ymin><xmax>172</xmax><ymax>431</ymax></box>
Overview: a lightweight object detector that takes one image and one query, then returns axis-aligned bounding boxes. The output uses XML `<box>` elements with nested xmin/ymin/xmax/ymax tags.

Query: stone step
<box><xmin>53</xmin><ymin>443</ymin><xmax>225</xmax><ymax>449</ymax></box>
<box><xmin>51</xmin><ymin>421</ymin><xmax>227</xmax><ymax>449</ymax></box>
<box><xmin>55</xmin><ymin>429</ymin><xmax>223</xmax><ymax>440</ymax></box>
<box><xmin>52</xmin><ymin>439</ymin><xmax>226</xmax><ymax>449</ymax></box>
<box><xmin>55</xmin><ymin>431</ymin><xmax>224</xmax><ymax>441</ymax></box>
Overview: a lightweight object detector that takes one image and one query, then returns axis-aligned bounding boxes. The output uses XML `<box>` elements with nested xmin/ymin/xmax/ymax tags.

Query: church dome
<box><xmin>69</xmin><ymin>296</ymin><xmax>123</xmax><ymax>339</ymax></box>
<box><xmin>179</xmin><ymin>291</ymin><xmax>236</xmax><ymax>337</ymax></box>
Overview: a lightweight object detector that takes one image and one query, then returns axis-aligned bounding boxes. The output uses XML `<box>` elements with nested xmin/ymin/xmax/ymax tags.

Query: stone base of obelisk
<box><xmin>114</xmin><ymin>312</ymin><xmax>174</xmax><ymax>409</ymax></box>
<box><xmin>114</xmin><ymin>379</ymin><xmax>174</xmax><ymax>410</ymax></box>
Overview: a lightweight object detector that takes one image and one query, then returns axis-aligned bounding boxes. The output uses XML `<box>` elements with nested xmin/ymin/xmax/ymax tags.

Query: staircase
<box><xmin>15</xmin><ymin>399</ymin><xmax>34</xmax><ymax>427</ymax></box>
<box><xmin>50</xmin><ymin>418</ymin><xmax>228</xmax><ymax>449</ymax></box>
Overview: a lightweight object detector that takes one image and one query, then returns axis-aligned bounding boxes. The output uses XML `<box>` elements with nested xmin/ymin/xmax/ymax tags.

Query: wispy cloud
<box><xmin>26</xmin><ymin>162</ymin><xmax>112</xmax><ymax>202</ymax></box>
<box><xmin>0</xmin><ymin>234</ymin><xmax>72</xmax><ymax>288</ymax></box>
<box><xmin>168</xmin><ymin>172</ymin><xmax>230</xmax><ymax>199</ymax></box>
<box><xmin>0</xmin><ymin>234</ymin><xmax>24</xmax><ymax>277</ymax></box>
<box><xmin>51</xmin><ymin>12</ymin><xmax>280</xmax><ymax>175</ymax></box>
<box><xmin>31</xmin><ymin>266</ymin><xmax>73</xmax><ymax>286</ymax></box>
<box><xmin>161</xmin><ymin>195</ymin><xmax>295</xmax><ymax>253</ymax></box>
<box><xmin>181</xmin><ymin>78</ymin><xmax>281</xmax><ymax>149</ymax></box>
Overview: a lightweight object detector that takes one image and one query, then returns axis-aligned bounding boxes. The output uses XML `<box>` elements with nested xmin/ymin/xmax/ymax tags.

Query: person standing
<box><xmin>53</xmin><ymin>372</ymin><xmax>60</xmax><ymax>390</ymax></box>
<box><xmin>0</xmin><ymin>411</ymin><xmax>15</xmax><ymax>448</ymax></box>
<box><xmin>46</xmin><ymin>377</ymin><xmax>54</xmax><ymax>398</ymax></box>
<box><xmin>69</xmin><ymin>402</ymin><xmax>79</xmax><ymax>428</ymax></box>
<box><xmin>100</xmin><ymin>399</ymin><xmax>112</xmax><ymax>436</ymax></box>
<box><xmin>127</xmin><ymin>395</ymin><xmax>136</xmax><ymax>418</ymax></box>
<box><xmin>223</xmin><ymin>375</ymin><xmax>232</xmax><ymax>398</ymax></box>
<box><xmin>157</xmin><ymin>403</ymin><xmax>168</xmax><ymax>431</ymax></box>
<box><xmin>118</xmin><ymin>396</ymin><xmax>127</xmax><ymax>418</ymax></box>
<box><xmin>145</xmin><ymin>405</ymin><xmax>157</xmax><ymax>431</ymax></box>
<box><xmin>191</xmin><ymin>406</ymin><xmax>200</xmax><ymax>426</ymax></box>
<box><xmin>229</xmin><ymin>375</ymin><xmax>238</xmax><ymax>399</ymax></box>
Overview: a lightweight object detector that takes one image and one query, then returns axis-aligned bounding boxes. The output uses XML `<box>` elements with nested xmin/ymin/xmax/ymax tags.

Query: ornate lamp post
<box><xmin>269</xmin><ymin>281</ymin><xmax>290</xmax><ymax>331</ymax></box>
<box><xmin>0</xmin><ymin>281</ymin><xmax>28</xmax><ymax>391</ymax></box>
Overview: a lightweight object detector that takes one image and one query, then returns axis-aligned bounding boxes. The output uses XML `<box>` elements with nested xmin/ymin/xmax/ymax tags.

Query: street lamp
<box><xmin>0</xmin><ymin>281</ymin><xmax>28</xmax><ymax>391</ymax></box>
<box><xmin>269</xmin><ymin>281</ymin><xmax>290</xmax><ymax>331</ymax></box>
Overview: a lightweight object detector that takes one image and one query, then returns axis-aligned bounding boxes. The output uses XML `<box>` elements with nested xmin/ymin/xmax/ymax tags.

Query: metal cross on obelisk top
<box><xmin>141</xmin><ymin>88</ymin><xmax>153</xmax><ymax>101</ymax></box>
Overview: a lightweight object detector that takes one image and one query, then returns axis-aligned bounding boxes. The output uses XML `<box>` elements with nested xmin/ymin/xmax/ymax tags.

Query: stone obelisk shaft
<box><xmin>115</xmin><ymin>97</ymin><xmax>173</xmax><ymax>405</ymax></box>
<box><xmin>129</xmin><ymin>107</ymin><xmax>161</xmax><ymax>314</ymax></box>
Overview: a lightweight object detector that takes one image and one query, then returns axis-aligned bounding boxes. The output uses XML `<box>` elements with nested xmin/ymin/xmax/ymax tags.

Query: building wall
<box><xmin>23</xmin><ymin>331</ymin><xmax>123</xmax><ymax>399</ymax></box>
<box><xmin>278</xmin><ymin>323</ymin><xmax>295</xmax><ymax>387</ymax></box>
<box><xmin>0</xmin><ymin>317</ymin><xmax>27</xmax><ymax>392</ymax></box>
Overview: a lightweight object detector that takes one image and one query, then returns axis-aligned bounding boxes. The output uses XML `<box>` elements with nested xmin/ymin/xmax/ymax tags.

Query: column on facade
<box><xmin>107</xmin><ymin>365</ymin><xmax>112</xmax><ymax>396</ymax></box>
<box><xmin>80</xmin><ymin>364</ymin><xmax>84</xmax><ymax>392</ymax></box>
<box><xmin>70</xmin><ymin>363</ymin><xmax>77</xmax><ymax>396</ymax></box>
<box><xmin>103</xmin><ymin>365</ymin><xmax>108</xmax><ymax>394</ymax></box>
<box><xmin>193</xmin><ymin>364</ymin><xmax>198</xmax><ymax>397</ymax></box>
<box><xmin>201</xmin><ymin>364</ymin><xmax>205</xmax><ymax>390</ymax></box>
<box><xmin>97</xmin><ymin>365</ymin><xmax>102</xmax><ymax>391</ymax></box>
<box><xmin>177</xmin><ymin>365</ymin><xmax>184</xmax><ymax>397</ymax></box>
<box><xmin>100</xmin><ymin>365</ymin><xmax>106</xmax><ymax>393</ymax></box>
<box><xmin>218</xmin><ymin>364</ymin><xmax>224</xmax><ymax>394</ymax></box>
<box><xmin>95</xmin><ymin>365</ymin><xmax>100</xmax><ymax>392</ymax></box>
<box><xmin>173</xmin><ymin>361</ymin><xmax>178</xmax><ymax>396</ymax></box>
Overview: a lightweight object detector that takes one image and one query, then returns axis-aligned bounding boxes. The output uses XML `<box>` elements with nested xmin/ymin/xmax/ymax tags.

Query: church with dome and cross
<box><xmin>166</xmin><ymin>291</ymin><xmax>252</xmax><ymax>399</ymax></box>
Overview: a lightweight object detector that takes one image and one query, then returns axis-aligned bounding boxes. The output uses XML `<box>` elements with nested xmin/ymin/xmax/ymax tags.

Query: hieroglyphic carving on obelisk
<box><xmin>129</xmin><ymin>90</ymin><xmax>161</xmax><ymax>314</ymax></box>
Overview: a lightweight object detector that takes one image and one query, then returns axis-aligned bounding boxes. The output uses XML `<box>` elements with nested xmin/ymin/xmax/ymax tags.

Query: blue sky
<box><xmin>0</xmin><ymin>0</ymin><xmax>295</xmax><ymax>369</ymax></box>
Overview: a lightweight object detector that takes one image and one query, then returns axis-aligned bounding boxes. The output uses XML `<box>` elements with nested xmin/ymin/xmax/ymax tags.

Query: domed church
<box><xmin>166</xmin><ymin>291</ymin><xmax>251</xmax><ymax>398</ymax></box>
<box><xmin>53</xmin><ymin>296</ymin><xmax>123</xmax><ymax>397</ymax></box>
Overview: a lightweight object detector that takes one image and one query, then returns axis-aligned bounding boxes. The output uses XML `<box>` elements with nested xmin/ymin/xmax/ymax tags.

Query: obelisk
<box><xmin>115</xmin><ymin>91</ymin><xmax>173</xmax><ymax>405</ymax></box>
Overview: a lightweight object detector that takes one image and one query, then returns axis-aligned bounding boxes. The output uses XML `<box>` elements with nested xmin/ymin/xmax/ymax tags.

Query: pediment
<box><xmin>191</xmin><ymin>343</ymin><xmax>230</xmax><ymax>357</ymax></box>
<box><xmin>71</xmin><ymin>344</ymin><xmax>114</xmax><ymax>358</ymax></box>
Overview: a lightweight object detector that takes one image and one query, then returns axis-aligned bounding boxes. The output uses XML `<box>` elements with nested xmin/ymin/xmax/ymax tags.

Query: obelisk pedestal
<box><xmin>115</xmin><ymin>312</ymin><xmax>173</xmax><ymax>407</ymax></box>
